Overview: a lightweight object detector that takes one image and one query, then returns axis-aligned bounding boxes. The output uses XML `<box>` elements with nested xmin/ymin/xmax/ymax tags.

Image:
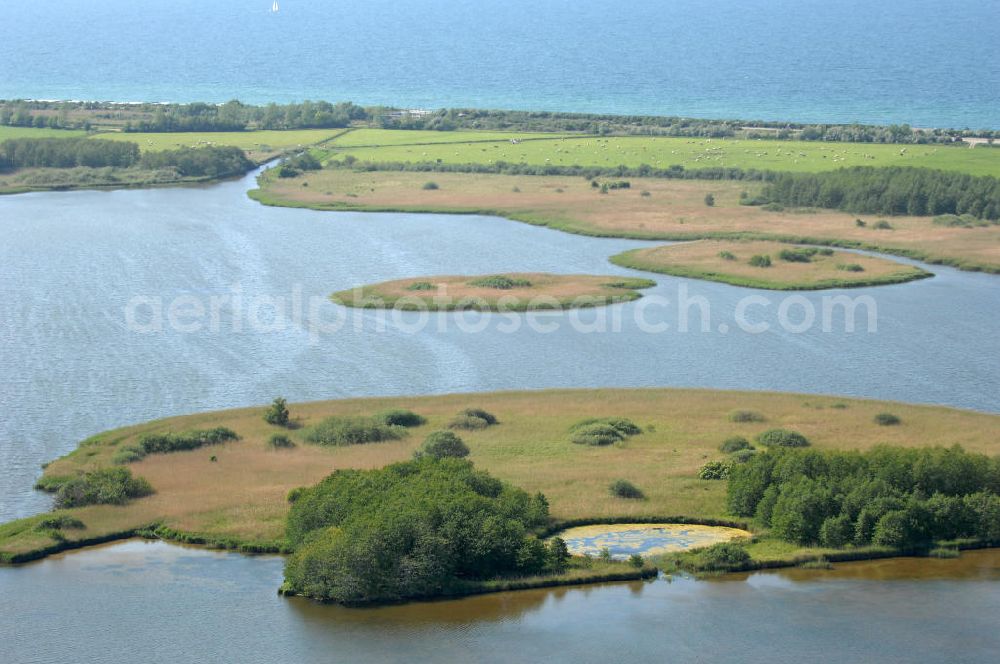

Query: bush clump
<box><xmin>685</xmin><ymin>542</ymin><xmax>752</xmax><ymax>572</ymax></box>
<box><xmin>268</xmin><ymin>434</ymin><xmax>295</xmax><ymax>449</ymax></box>
<box><xmin>467</xmin><ymin>275</ymin><xmax>532</xmax><ymax>289</ymax></box>
<box><xmin>569</xmin><ymin>417</ymin><xmax>641</xmax><ymax>437</ymax></box>
<box><xmin>422</xmin><ymin>181</ymin><xmax>439</xmax><ymax>190</ymax></box>
<box><xmin>698</xmin><ymin>460</ymin><xmax>732</xmax><ymax>480</ymax></box>
<box><xmin>570</xmin><ymin>423</ymin><xmax>623</xmax><ymax>446</ymax></box>
<box><xmin>114</xmin><ymin>427</ymin><xmax>239</xmax><ymax>464</ymax></box>
<box><xmin>609</xmin><ymin>479</ymin><xmax>645</xmax><ymax>499</ymax></box>
<box><xmin>448</xmin><ymin>408</ymin><xmax>498</xmax><ymax>430</ymax></box>
<box><xmin>874</xmin><ymin>412</ymin><xmax>901</xmax><ymax>426</ymax></box>
<box><xmin>406</xmin><ymin>281</ymin><xmax>435</xmax><ymax>291</ymax></box>
<box><xmin>34</xmin><ymin>515</ymin><xmax>86</xmax><ymax>532</ymax></box>
<box><xmin>718</xmin><ymin>250</ymin><xmax>736</xmax><ymax>260</ymax></box>
<box><xmin>54</xmin><ymin>467</ymin><xmax>153</xmax><ymax>509</ymax></box>
<box><xmin>417</xmin><ymin>430</ymin><xmax>470</xmax><ymax>460</ymax></box>
<box><xmin>374</xmin><ymin>409</ymin><xmax>427</xmax><ymax>428</ymax></box>
<box><xmin>719</xmin><ymin>436</ymin><xmax>753</xmax><ymax>453</ymax></box>
<box><xmin>837</xmin><ymin>263</ymin><xmax>865</xmax><ymax>272</ymax></box>
<box><xmin>264</xmin><ymin>397</ymin><xmax>290</xmax><ymax>426</ymax></box>
<box><xmin>728</xmin><ymin>410</ymin><xmax>766</xmax><ymax>423</ymax></box>
<box><xmin>305</xmin><ymin>416</ymin><xmax>406</xmax><ymax>446</ymax></box>
<box><xmin>749</xmin><ymin>254</ymin><xmax>772</xmax><ymax>268</ymax></box>
<box><xmin>756</xmin><ymin>428</ymin><xmax>811</xmax><ymax>448</ymax></box>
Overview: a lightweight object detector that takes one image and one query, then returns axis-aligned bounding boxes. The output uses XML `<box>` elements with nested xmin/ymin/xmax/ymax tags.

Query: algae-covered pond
<box><xmin>554</xmin><ymin>523</ymin><xmax>752</xmax><ymax>560</ymax></box>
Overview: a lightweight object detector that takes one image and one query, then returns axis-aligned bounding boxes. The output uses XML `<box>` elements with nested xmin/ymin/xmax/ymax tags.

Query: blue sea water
<box><xmin>2</xmin><ymin>0</ymin><xmax>998</xmax><ymax>128</ymax></box>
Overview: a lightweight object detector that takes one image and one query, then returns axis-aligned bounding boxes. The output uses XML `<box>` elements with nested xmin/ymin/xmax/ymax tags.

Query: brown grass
<box><xmin>615</xmin><ymin>240</ymin><xmax>930</xmax><ymax>289</ymax></box>
<box><xmin>4</xmin><ymin>388</ymin><xmax>999</xmax><ymax>559</ymax></box>
<box><xmin>254</xmin><ymin>170</ymin><xmax>1000</xmax><ymax>272</ymax></box>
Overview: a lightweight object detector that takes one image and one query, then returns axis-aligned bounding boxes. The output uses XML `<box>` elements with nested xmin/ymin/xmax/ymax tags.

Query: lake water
<box><xmin>2</xmin><ymin>540</ymin><xmax>998</xmax><ymax>664</ymax></box>
<box><xmin>2</xmin><ymin>0</ymin><xmax>999</xmax><ymax>129</ymax></box>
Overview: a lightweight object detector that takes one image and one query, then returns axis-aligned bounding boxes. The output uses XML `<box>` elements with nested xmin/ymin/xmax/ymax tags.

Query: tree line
<box><xmin>3</xmin><ymin>99</ymin><xmax>996</xmax><ymax>142</ymax></box>
<box><xmin>0</xmin><ymin>137</ymin><xmax>253</xmax><ymax>178</ymax></box>
<box><xmin>727</xmin><ymin>445</ymin><xmax>1000</xmax><ymax>549</ymax></box>
<box><xmin>758</xmin><ymin>166</ymin><xmax>1000</xmax><ymax>220</ymax></box>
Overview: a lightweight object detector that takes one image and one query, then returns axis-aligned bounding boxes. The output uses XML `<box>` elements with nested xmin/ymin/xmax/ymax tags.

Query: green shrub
<box><xmin>417</xmin><ymin>431</ymin><xmax>470</xmax><ymax>459</ymax></box>
<box><xmin>422</xmin><ymin>181</ymin><xmax>439</xmax><ymax>190</ymax></box>
<box><xmin>749</xmin><ymin>254</ymin><xmax>772</xmax><ymax>267</ymax></box>
<box><xmin>267</xmin><ymin>434</ymin><xmax>295</xmax><ymax>449</ymax></box>
<box><xmin>778</xmin><ymin>248</ymin><xmax>816</xmax><ymax>263</ymax></box>
<box><xmin>837</xmin><ymin>263</ymin><xmax>865</xmax><ymax>272</ymax></box>
<box><xmin>719</xmin><ymin>436</ymin><xmax>753</xmax><ymax>453</ymax></box>
<box><xmin>687</xmin><ymin>542</ymin><xmax>751</xmax><ymax>572</ymax></box>
<box><xmin>756</xmin><ymin>429</ymin><xmax>810</xmax><ymax>448</ymax></box>
<box><xmin>34</xmin><ymin>515</ymin><xmax>85</xmax><ymax>531</ymax></box>
<box><xmin>374</xmin><ymin>409</ymin><xmax>426</xmax><ymax>427</ymax></box>
<box><xmin>698</xmin><ymin>460</ymin><xmax>732</xmax><ymax>480</ymax></box>
<box><xmin>305</xmin><ymin>416</ymin><xmax>406</xmax><ymax>446</ymax></box>
<box><xmin>286</xmin><ymin>487</ymin><xmax>306</xmax><ymax>503</ymax></box>
<box><xmin>609</xmin><ymin>479</ymin><xmax>645</xmax><ymax>499</ymax></box>
<box><xmin>54</xmin><ymin>467</ymin><xmax>153</xmax><ymax>509</ymax></box>
<box><xmin>873</xmin><ymin>220</ymin><xmax>893</xmax><ymax>230</ymax></box>
<box><xmin>448</xmin><ymin>414</ymin><xmax>490</xmax><ymax>430</ymax></box>
<box><xmin>629</xmin><ymin>554</ymin><xmax>645</xmax><ymax>568</ymax></box>
<box><xmin>447</xmin><ymin>408</ymin><xmax>498</xmax><ymax>431</ymax></box>
<box><xmin>874</xmin><ymin>412</ymin><xmax>901</xmax><ymax>426</ymax></box>
<box><xmin>928</xmin><ymin>547</ymin><xmax>960</xmax><ymax>558</ymax></box>
<box><xmin>728</xmin><ymin>410</ymin><xmax>766</xmax><ymax>423</ymax></box>
<box><xmin>730</xmin><ymin>449</ymin><xmax>757</xmax><ymax>464</ymax></box>
<box><xmin>406</xmin><ymin>281</ymin><xmax>435</xmax><ymax>291</ymax></box>
<box><xmin>855</xmin><ymin>218</ymin><xmax>867</xmax><ymax>227</ymax></box>
<box><xmin>570</xmin><ymin>423</ymin><xmax>625</xmax><ymax>446</ymax></box>
<box><xmin>569</xmin><ymin>417</ymin><xmax>641</xmax><ymax>437</ymax></box>
<box><xmin>115</xmin><ymin>427</ymin><xmax>239</xmax><ymax>463</ymax></box>
<box><xmin>718</xmin><ymin>250</ymin><xmax>736</xmax><ymax>260</ymax></box>
<box><xmin>467</xmin><ymin>275</ymin><xmax>532</xmax><ymax>289</ymax></box>
<box><xmin>704</xmin><ymin>193</ymin><xmax>715</xmax><ymax>206</ymax></box>
<box><xmin>33</xmin><ymin>475</ymin><xmax>73</xmax><ymax>493</ymax></box>
<box><xmin>263</xmin><ymin>397</ymin><xmax>290</xmax><ymax>426</ymax></box>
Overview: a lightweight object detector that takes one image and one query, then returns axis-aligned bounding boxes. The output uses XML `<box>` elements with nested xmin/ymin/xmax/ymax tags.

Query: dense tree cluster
<box><xmin>283</xmin><ymin>457</ymin><xmax>555</xmax><ymax>604</ymax></box>
<box><xmin>0</xmin><ymin>138</ymin><xmax>139</xmax><ymax>169</ymax></box>
<box><xmin>0</xmin><ymin>138</ymin><xmax>254</xmax><ymax>179</ymax></box>
<box><xmin>727</xmin><ymin>446</ymin><xmax>1000</xmax><ymax>549</ymax></box>
<box><xmin>758</xmin><ymin>166</ymin><xmax>1000</xmax><ymax>220</ymax></box>
<box><xmin>138</xmin><ymin>145</ymin><xmax>254</xmax><ymax>178</ymax></box>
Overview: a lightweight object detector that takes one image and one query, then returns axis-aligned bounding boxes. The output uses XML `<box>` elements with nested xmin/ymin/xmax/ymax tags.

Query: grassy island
<box><xmin>610</xmin><ymin>240</ymin><xmax>932</xmax><ymax>290</ymax></box>
<box><xmin>2</xmin><ymin>388</ymin><xmax>998</xmax><ymax>579</ymax></box>
<box><xmin>330</xmin><ymin>273</ymin><xmax>656</xmax><ymax>311</ymax></box>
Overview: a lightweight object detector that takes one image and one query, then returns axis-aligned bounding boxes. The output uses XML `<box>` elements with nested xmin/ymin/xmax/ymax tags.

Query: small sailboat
<box><xmin>271</xmin><ymin>0</ymin><xmax>279</xmax><ymax>12</ymax></box>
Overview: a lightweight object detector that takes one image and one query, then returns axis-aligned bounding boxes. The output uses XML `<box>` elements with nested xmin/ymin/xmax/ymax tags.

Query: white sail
<box><xmin>272</xmin><ymin>1</ymin><xmax>279</xmax><ymax>12</ymax></box>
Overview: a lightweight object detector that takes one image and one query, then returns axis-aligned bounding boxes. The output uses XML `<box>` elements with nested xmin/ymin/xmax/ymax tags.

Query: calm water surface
<box><xmin>2</xmin><ymin>0</ymin><xmax>999</xmax><ymax>128</ymax></box>
<box><xmin>2</xmin><ymin>541</ymin><xmax>998</xmax><ymax>664</ymax></box>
